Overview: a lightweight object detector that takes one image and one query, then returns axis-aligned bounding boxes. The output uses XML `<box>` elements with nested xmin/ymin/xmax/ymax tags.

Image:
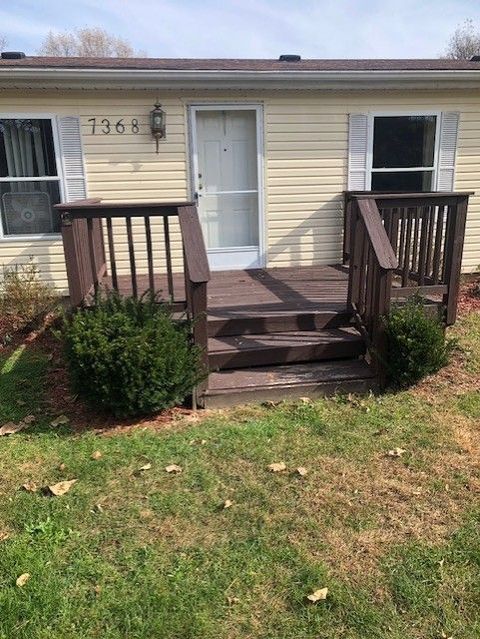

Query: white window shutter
<box><xmin>57</xmin><ymin>116</ymin><xmax>87</xmax><ymax>201</ymax></box>
<box><xmin>348</xmin><ymin>114</ymin><xmax>369</xmax><ymax>190</ymax></box>
<box><xmin>437</xmin><ymin>112</ymin><xmax>459</xmax><ymax>191</ymax></box>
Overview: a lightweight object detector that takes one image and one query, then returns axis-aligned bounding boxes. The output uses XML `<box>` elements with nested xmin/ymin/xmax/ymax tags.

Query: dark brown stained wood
<box><xmin>163</xmin><ymin>216</ymin><xmax>174</xmax><ymax>300</ymax></box>
<box><xmin>190</xmin><ymin>282</ymin><xmax>209</xmax><ymax>403</ymax></box>
<box><xmin>208</xmin><ymin>327</ymin><xmax>365</xmax><ymax>370</ymax></box>
<box><xmin>411</xmin><ymin>209</ymin><xmax>420</xmax><ymax>272</ymax></box>
<box><xmin>417</xmin><ymin>207</ymin><xmax>430</xmax><ymax>285</ymax></box>
<box><xmin>144</xmin><ymin>216</ymin><xmax>155</xmax><ymax>293</ymax></box>
<box><xmin>178</xmin><ymin>205</ymin><xmax>210</xmax><ymax>284</ymax></box>
<box><xmin>125</xmin><ymin>217</ymin><xmax>137</xmax><ymax>299</ymax></box>
<box><xmin>425</xmin><ymin>206</ymin><xmax>435</xmax><ymax>277</ymax></box>
<box><xmin>61</xmin><ymin>216</ymin><xmax>84</xmax><ymax>306</ymax></box>
<box><xmin>445</xmin><ymin>197</ymin><xmax>469</xmax><ymax>325</ymax></box>
<box><xmin>86</xmin><ymin>217</ymin><xmax>99</xmax><ymax>295</ymax></box>
<box><xmin>55</xmin><ymin>200</ymin><xmax>195</xmax><ymax>218</ymax></box>
<box><xmin>432</xmin><ymin>205</ymin><xmax>445</xmax><ymax>284</ymax></box>
<box><xmin>106</xmin><ymin>217</ymin><xmax>118</xmax><ymax>291</ymax></box>
<box><xmin>207</xmin><ymin>309</ymin><xmax>352</xmax><ymax>337</ymax></box>
<box><xmin>402</xmin><ymin>209</ymin><xmax>413</xmax><ymax>286</ymax></box>
<box><xmin>391</xmin><ymin>284</ymin><xmax>448</xmax><ymax>298</ymax></box>
<box><xmin>357</xmin><ymin>199</ymin><xmax>397</xmax><ymax>270</ymax></box>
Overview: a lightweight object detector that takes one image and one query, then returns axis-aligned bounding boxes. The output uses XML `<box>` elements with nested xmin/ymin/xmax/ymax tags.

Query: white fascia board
<box><xmin>1</xmin><ymin>68</ymin><xmax>480</xmax><ymax>90</ymax></box>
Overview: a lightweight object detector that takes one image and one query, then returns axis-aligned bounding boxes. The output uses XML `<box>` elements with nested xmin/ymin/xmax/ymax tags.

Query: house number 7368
<box><xmin>87</xmin><ymin>118</ymin><xmax>140</xmax><ymax>134</ymax></box>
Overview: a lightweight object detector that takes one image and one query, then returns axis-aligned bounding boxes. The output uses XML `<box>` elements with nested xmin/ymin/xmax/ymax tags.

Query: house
<box><xmin>0</xmin><ymin>53</ymin><xmax>478</xmax><ymax>404</ymax></box>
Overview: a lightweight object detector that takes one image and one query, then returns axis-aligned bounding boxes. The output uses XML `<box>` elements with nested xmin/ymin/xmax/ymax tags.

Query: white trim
<box><xmin>0</xmin><ymin>112</ymin><xmax>65</xmax><ymax>241</ymax></box>
<box><xmin>188</xmin><ymin>103</ymin><xmax>266</xmax><ymax>270</ymax></box>
<box><xmin>366</xmin><ymin>110</ymin><xmax>441</xmax><ymax>190</ymax></box>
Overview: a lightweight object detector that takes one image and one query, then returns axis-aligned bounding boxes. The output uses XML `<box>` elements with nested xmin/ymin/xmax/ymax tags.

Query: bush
<box><xmin>0</xmin><ymin>258</ymin><xmax>58</xmax><ymax>344</ymax></box>
<box><xmin>384</xmin><ymin>296</ymin><xmax>453</xmax><ymax>388</ymax></box>
<box><xmin>61</xmin><ymin>292</ymin><xmax>204</xmax><ymax>417</ymax></box>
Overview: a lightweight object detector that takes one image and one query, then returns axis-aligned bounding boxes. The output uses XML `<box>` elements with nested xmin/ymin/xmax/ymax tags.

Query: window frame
<box><xmin>366</xmin><ymin>110</ymin><xmax>442</xmax><ymax>192</ymax></box>
<box><xmin>0</xmin><ymin>113</ymin><xmax>65</xmax><ymax>242</ymax></box>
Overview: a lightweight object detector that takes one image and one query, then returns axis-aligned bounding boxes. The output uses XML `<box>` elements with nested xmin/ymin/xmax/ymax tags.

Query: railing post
<box><xmin>445</xmin><ymin>196</ymin><xmax>469</xmax><ymax>325</ymax></box>
<box><xmin>61</xmin><ymin>212</ymin><xmax>85</xmax><ymax>307</ymax></box>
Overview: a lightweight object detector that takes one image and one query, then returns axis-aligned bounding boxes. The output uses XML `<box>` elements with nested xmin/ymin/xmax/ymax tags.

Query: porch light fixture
<box><xmin>150</xmin><ymin>102</ymin><xmax>166</xmax><ymax>152</ymax></box>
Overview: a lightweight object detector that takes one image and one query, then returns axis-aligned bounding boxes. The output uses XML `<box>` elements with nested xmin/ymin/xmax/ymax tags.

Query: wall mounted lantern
<box><xmin>150</xmin><ymin>102</ymin><xmax>166</xmax><ymax>153</ymax></box>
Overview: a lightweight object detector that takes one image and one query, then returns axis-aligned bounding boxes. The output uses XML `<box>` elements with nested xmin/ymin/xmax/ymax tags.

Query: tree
<box><xmin>443</xmin><ymin>19</ymin><xmax>480</xmax><ymax>59</ymax></box>
<box><xmin>0</xmin><ymin>34</ymin><xmax>8</xmax><ymax>51</ymax></box>
<box><xmin>37</xmin><ymin>27</ymin><xmax>143</xmax><ymax>57</ymax></box>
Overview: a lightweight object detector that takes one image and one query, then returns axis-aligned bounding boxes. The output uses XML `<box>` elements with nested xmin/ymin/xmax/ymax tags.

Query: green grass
<box><xmin>0</xmin><ymin>312</ymin><xmax>479</xmax><ymax>639</ymax></box>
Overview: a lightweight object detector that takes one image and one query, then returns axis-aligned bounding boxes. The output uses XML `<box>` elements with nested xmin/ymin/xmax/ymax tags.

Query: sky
<box><xmin>1</xmin><ymin>0</ymin><xmax>480</xmax><ymax>59</ymax></box>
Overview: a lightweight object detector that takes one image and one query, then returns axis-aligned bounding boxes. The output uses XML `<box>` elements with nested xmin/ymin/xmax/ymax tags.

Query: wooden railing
<box><xmin>344</xmin><ymin>192</ymin><xmax>471</xmax><ymax>325</ymax></box>
<box><xmin>347</xmin><ymin>197</ymin><xmax>398</xmax><ymax>381</ymax></box>
<box><xmin>55</xmin><ymin>199</ymin><xmax>211</xmax><ymax>404</ymax></box>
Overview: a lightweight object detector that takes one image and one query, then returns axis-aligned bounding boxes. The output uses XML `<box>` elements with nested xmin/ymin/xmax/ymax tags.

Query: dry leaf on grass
<box><xmin>307</xmin><ymin>587</ymin><xmax>328</xmax><ymax>602</ymax></box>
<box><xmin>16</xmin><ymin>573</ymin><xmax>30</xmax><ymax>587</ymax></box>
<box><xmin>48</xmin><ymin>479</ymin><xmax>77</xmax><ymax>496</ymax></box>
<box><xmin>58</xmin><ymin>463</ymin><xmax>66</xmax><ymax>471</ymax></box>
<box><xmin>0</xmin><ymin>415</ymin><xmax>34</xmax><ymax>436</ymax></box>
<box><xmin>91</xmin><ymin>451</ymin><xmax>102</xmax><ymax>460</ymax></box>
<box><xmin>268</xmin><ymin>462</ymin><xmax>287</xmax><ymax>472</ymax></box>
<box><xmin>138</xmin><ymin>463</ymin><xmax>152</xmax><ymax>471</ymax></box>
<box><xmin>387</xmin><ymin>447</ymin><xmax>407</xmax><ymax>458</ymax></box>
<box><xmin>165</xmin><ymin>464</ymin><xmax>182</xmax><ymax>474</ymax></box>
<box><xmin>296</xmin><ymin>466</ymin><xmax>308</xmax><ymax>477</ymax></box>
<box><xmin>227</xmin><ymin>596</ymin><xmax>240</xmax><ymax>605</ymax></box>
<box><xmin>0</xmin><ymin>422</ymin><xmax>25</xmax><ymax>436</ymax></box>
<box><xmin>299</xmin><ymin>397</ymin><xmax>312</xmax><ymax>404</ymax></box>
<box><xmin>223</xmin><ymin>499</ymin><xmax>234</xmax><ymax>509</ymax></box>
<box><xmin>50</xmin><ymin>415</ymin><xmax>69</xmax><ymax>427</ymax></box>
<box><xmin>22</xmin><ymin>482</ymin><xmax>37</xmax><ymax>493</ymax></box>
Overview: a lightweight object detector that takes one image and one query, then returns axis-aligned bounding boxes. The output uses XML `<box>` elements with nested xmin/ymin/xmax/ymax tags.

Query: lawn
<box><xmin>0</xmin><ymin>311</ymin><xmax>479</xmax><ymax>639</ymax></box>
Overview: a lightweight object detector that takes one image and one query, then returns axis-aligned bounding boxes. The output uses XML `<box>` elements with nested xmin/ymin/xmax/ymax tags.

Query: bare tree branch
<box><xmin>443</xmin><ymin>19</ymin><xmax>480</xmax><ymax>59</ymax></box>
<box><xmin>0</xmin><ymin>34</ymin><xmax>8</xmax><ymax>51</ymax></box>
<box><xmin>37</xmin><ymin>27</ymin><xmax>144</xmax><ymax>57</ymax></box>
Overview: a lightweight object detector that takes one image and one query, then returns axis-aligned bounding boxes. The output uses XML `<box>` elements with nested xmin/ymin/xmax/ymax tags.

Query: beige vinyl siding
<box><xmin>0</xmin><ymin>88</ymin><xmax>479</xmax><ymax>295</ymax></box>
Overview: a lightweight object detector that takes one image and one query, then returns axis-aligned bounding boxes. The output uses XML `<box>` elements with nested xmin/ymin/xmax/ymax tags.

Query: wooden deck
<box><xmin>111</xmin><ymin>264</ymin><xmax>350</xmax><ymax>316</ymax></box>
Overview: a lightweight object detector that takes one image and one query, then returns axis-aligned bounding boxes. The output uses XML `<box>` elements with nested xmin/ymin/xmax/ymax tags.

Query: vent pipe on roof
<box><xmin>1</xmin><ymin>51</ymin><xmax>26</xmax><ymax>59</ymax></box>
<box><xmin>278</xmin><ymin>54</ymin><xmax>301</xmax><ymax>62</ymax></box>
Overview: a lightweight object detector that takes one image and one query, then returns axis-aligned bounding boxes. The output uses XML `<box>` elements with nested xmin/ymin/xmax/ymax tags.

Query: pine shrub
<box><xmin>385</xmin><ymin>296</ymin><xmax>453</xmax><ymax>388</ymax></box>
<box><xmin>62</xmin><ymin>292</ymin><xmax>204</xmax><ymax>417</ymax></box>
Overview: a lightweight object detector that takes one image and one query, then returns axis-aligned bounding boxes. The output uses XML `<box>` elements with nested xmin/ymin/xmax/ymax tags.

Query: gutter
<box><xmin>1</xmin><ymin>68</ymin><xmax>480</xmax><ymax>90</ymax></box>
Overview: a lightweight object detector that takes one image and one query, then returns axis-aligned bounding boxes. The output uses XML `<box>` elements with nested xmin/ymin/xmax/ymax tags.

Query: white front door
<box><xmin>191</xmin><ymin>106</ymin><xmax>264</xmax><ymax>270</ymax></box>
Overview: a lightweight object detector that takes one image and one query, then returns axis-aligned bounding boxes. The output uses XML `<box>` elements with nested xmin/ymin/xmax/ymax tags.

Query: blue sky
<box><xmin>2</xmin><ymin>0</ymin><xmax>480</xmax><ymax>58</ymax></box>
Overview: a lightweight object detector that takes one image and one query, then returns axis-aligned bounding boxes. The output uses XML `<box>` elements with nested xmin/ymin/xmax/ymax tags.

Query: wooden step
<box><xmin>207</xmin><ymin>309</ymin><xmax>352</xmax><ymax>337</ymax></box>
<box><xmin>203</xmin><ymin>360</ymin><xmax>377</xmax><ymax>407</ymax></box>
<box><xmin>208</xmin><ymin>327</ymin><xmax>365</xmax><ymax>370</ymax></box>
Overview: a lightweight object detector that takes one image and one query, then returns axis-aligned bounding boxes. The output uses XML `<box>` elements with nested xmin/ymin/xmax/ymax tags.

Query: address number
<box><xmin>87</xmin><ymin>118</ymin><xmax>140</xmax><ymax>134</ymax></box>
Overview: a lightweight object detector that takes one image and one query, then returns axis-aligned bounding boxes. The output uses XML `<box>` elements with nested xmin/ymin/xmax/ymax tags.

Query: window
<box><xmin>370</xmin><ymin>115</ymin><xmax>438</xmax><ymax>192</ymax></box>
<box><xmin>0</xmin><ymin>118</ymin><xmax>62</xmax><ymax>237</ymax></box>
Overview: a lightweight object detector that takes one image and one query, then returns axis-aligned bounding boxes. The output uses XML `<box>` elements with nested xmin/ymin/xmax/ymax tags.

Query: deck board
<box><xmin>109</xmin><ymin>264</ymin><xmax>350</xmax><ymax>315</ymax></box>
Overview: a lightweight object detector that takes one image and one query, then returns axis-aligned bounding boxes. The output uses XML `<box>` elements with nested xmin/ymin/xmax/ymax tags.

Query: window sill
<box><xmin>0</xmin><ymin>233</ymin><xmax>62</xmax><ymax>242</ymax></box>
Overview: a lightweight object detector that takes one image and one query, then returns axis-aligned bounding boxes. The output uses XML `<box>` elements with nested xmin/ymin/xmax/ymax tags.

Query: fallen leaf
<box><xmin>0</xmin><ymin>421</ymin><xmax>25</xmax><ymax>436</ymax></box>
<box><xmin>296</xmin><ymin>467</ymin><xmax>308</xmax><ymax>477</ymax></box>
<box><xmin>22</xmin><ymin>482</ymin><xmax>37</xmax><ymax>493</ymax></box>
<box><xmin>268</xmin><ymin>462</ymin><xmax>287</xmax><ymax>472</ymax></box>
<box><xmin>299</xmin><ymin>397</ymin><xmax>312</xmax><ymax>404</ymax></box>
<box><xmin>93</xmin><ymin>584</ymin><xmax>102</xmax><ymax>594</ymax></box>
<box><xmin>48</xmin><ymin>479</ymin><xmax>78</xmax><ymax>496</ymax></box>
<box><xmin>91</xmin><ymin>451</ymin><xmax>102</xmax><ymax>460</ymax></box>
<box><xmin>138</xmin><ymin>463</ymin><xmax>152</xmax><ymax>471</ymax></box>
<box><xmin>227</xmin><ymin>595</ymin><xmax>240</xmax><ymax>605</ymax></box>
<box><xmin>387</xmin><ymin>447</ymin><xmax>407</xmax><ymax>458</ymax></box>
<box><xmin>16</xmin><ymin>573</ymin><xmax>30</xmax><ymax>587</ymax></box>
<box><xmin>50</xmin><ymin>415</ymin><xmax>69</xmax><ymax>427</ymax></box>
<box><xmin>307</xmin><ymin>587</ymin><xmax>328</xmax><ymax>602</ymax></box>
<box><xmin>22</xmin><ymin>415</ymin><xmax>36</xmax><ymax>425</ymax></box>
<box><xmin>95</xmin><ymin>503</ymin><xmax>104</xmax><ymax>513</ymax></box>
<box><xmin>165</xmin><ymin>464</ymin><xmax>182</xmax><ymax>473</ymax></box>
<box><xmin>223</xmin><ymin>499</ymin><xmax>234</xmax><ymax>509</ymax></box>
<box><xmin>58</xmin><ymin>463</ymin><xmax>66</xmax><ymax>471</ymax></box>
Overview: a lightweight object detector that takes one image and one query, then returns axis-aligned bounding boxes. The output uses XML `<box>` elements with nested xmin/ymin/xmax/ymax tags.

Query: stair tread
<box><xmin>207</xmin><ymin>359</ymin><xmax>375</xmax><ymax>393</ymax></box>
<box><xmin>208</xmin><ymin>305</ymin><xmax>349</xmax><ymax>320</ymax></box>
<box><xmin>209</xmin><ymin>327</ymin><xmax>362</xmax><ymax>354</ymax></box>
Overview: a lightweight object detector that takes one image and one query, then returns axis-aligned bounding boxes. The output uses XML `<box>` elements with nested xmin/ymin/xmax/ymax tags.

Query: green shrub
<box><xmin>61</xmin><ymin>292</ymin><xmax>204</xmax><ymax>417</ymax></box>
<box><xmin>384</xmin><ymin>296</ymin><xmax>453</xmax><ymax>388</ymax></box>
<box><xmin>0</xmin><ymin>258</ymin><xmax>58</xmax><ymax>344</ymax></box>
